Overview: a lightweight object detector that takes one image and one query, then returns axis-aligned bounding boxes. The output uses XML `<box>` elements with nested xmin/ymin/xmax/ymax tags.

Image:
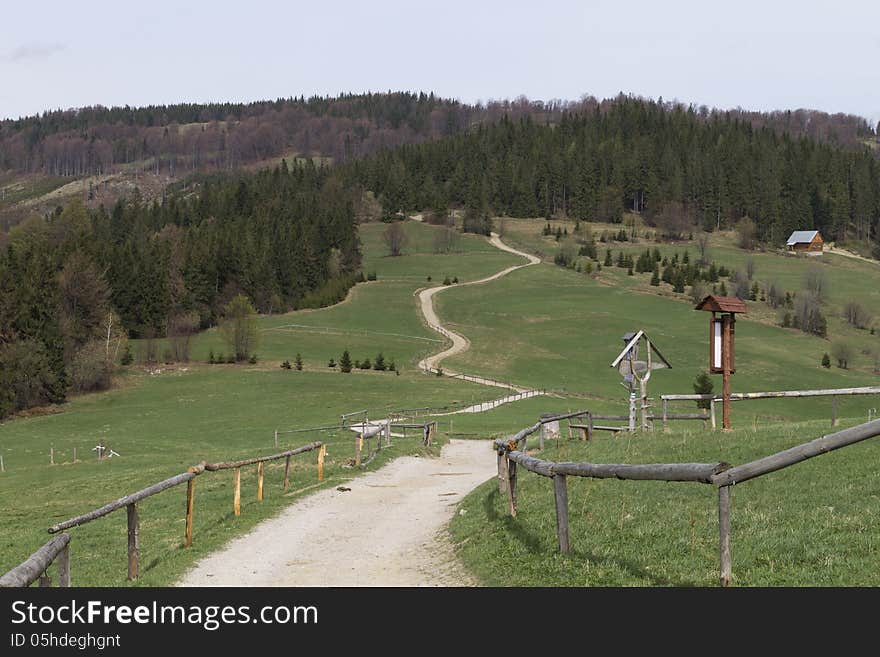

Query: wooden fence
<box><xmin>494</xmin><ymin>413</ymin><xmax>880</xmax><ymax>586</ymax></box>
<box><xmin>1</xmin><ymin>441</ymin><xmax>325</xmax><ymax>587</ymax></box>
<box><xmin>661</xmin><ymin>386</ymin><xmax>880</xmax><ymax>430</ymax></box>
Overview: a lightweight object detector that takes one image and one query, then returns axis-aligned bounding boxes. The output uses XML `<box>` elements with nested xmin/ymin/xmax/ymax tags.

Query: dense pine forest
<box><xmin>352</xmin><ymin>96</ymin><xmax>880</xmax><ymax>245</ymax></box>
<box><xmin>0</xmin><ymin>161</ymin><xmax>359</xmax><ymax>418</ymax></box>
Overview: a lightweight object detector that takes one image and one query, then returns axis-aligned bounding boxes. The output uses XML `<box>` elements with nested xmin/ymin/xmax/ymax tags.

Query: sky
<box><xmin>1</xmin><ymin>0</ymin><xmax>878</xmax><ymax>127</ymax></box>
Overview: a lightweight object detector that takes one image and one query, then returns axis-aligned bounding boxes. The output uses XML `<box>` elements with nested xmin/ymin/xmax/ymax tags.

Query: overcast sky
<box><xmin>1</xmin><ymin>0</ymin><xmax>878</xmax><ymax>126</ymax></box>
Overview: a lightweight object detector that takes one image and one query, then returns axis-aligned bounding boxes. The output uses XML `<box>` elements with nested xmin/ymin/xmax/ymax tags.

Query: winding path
<box><xmin>417</xmin><ymin>233</ymin><xmax>541</xmax><ymax>394</ymax></box>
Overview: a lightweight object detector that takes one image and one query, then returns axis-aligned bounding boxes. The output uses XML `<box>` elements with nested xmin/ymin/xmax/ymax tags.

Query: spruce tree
<box><xmin>339</xmin><ymin>350</ymin><xmax>352</xmax><ymax>373</ymax></box>
<box><xmin>295</xmin><ymin>353</ymin><xmax>303</xmax><ymax>371</ymax></box>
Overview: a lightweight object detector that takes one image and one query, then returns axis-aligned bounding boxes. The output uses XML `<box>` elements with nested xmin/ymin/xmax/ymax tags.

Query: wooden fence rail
<box><xmin>662</xmin><ymin>386</ymin><xmax>880</xmax><ymax>429</ymax></box>
<box><xmin>15</xmin><ymin>441</ymin><xmax>325</xmax><ymax>585</ymax></box>
<box><xmin>495</xmin><ymin>414</ymin><xmax>880</xmax><ymax>585</ymax></box>
<box><xmin>0</xmin><ymin>533</ymin><xmax>70</xmax><ymax>588</ymax></box>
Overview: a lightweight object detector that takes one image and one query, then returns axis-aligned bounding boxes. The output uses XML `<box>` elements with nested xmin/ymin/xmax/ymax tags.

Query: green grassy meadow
<box><xmin>450</xmin><ymin>417</ymin><xmax>880</xmax><ymax>586</ymax></box>
<box><xmin>3</xmin><ymin>217</ymin><xmax>880</xmax><ymax>587</ymax></box>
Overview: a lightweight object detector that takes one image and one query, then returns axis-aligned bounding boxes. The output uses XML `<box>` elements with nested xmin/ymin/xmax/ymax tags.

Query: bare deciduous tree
<box><xmin>383</xmin><ymin>221</ymin><xmax>407</xmax><ymax>257</ymax></box>
<box><xmin>803</xmin><ymin>266</ymin><xmax>828</xmax><ymax>302</ymax></box>
<box><xmin>843</xmin><ymin>301</ymin><xmax>872</xmax><ymax>329</ymax></box>
<box><xmin>736</xmin><ymin>217</ymin><xmax>757</xmax><ymax>250</ymax></box>
<box><xmin>696</xmin><ymin>233</ymin><xmax>710</xmax><ymax>265</ymax></box>
<box><xmin>432</xmin><ymin>226</ymin><xmax>460</xmax><ymax>254</ymax></box>
<box><xmin>167</xmin><ymin>312</ymin><xmax>200</xmax><ymax>362</ymax></box>
<box><xmin>220</xmin><ymin>294</ymin><xmax>259</xmax><ymax>361</ymax></box>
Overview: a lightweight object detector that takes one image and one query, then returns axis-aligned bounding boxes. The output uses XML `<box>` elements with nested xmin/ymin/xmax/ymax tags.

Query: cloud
<box><xmin>7</xmin><ymin>43</ymin><xmax>66</xmax><ymax>62</ymax></box>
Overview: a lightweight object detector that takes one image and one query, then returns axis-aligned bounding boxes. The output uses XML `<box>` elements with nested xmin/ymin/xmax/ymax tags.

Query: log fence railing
<box><xmin>495</xmin><ymin>413</ymin><xmax>880</xmax><ymax>586</ymax></box>
<box><xmin>1</xmin><ymin>441</ymin><xmax>326</xmax><ymax>587</ymax></box>
<box><xmin>0</xmin><ymin>533</ymin><xmax>70</xmax><ymax>588</ymax></box>
<box><xmin>661</xmin><ymin>386</ymin><xmax>880</xmax><ymax>430</ymax></box>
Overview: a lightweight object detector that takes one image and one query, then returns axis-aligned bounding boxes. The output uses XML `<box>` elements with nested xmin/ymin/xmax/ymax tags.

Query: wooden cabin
<box><xmin>786</xmin><ymin>230</ymin><xmax>824</xmax><ymax>254</ymax></box>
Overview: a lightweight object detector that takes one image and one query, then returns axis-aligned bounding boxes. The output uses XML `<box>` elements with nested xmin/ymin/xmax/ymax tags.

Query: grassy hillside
<box><xmin>3</xmin><ymin>216</ymin><xmax>880</xmax><ymax>587</ymax></box>
<box><xmin>451</xmin><ymin>417</ymin><xmax>880</xmax><ymax>586</ymax></box>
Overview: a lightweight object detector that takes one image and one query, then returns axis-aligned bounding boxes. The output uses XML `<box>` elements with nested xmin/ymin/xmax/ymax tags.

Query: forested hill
<box><xmin>1</xmin><ymin>92</ymin><xmax>875</xmax><ymax>178</ymax></box>
<box><xmin>0</xmin><ymin>162</ymin><xmax>359</xmax><ymax>418</ymax></box>
<box><xmin>352</xmin><ymin>96</ymin><xmax>880</xmax><ymax>247</ymax></box>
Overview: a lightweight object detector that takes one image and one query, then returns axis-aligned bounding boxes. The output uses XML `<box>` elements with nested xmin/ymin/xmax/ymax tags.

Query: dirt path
<box><xmin>416</xmin><ymin>233</ymin><xmax>540</xmax><ymax>393</ymax></box>
<box><xmin>825</xmin><ymin>245</ymin><xmax>880</xmax><ymax>266</ymax></box>
<box><xmin>177</xmin><ymin>440</ymin><xmax>494</xmax><ymax>586</ymax></box>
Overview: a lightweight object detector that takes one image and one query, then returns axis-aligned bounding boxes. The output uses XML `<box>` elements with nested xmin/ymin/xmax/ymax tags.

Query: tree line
<box><xmin>349</xmin><ymin>96</ymin><xmax>879</xmax><ymax>248</ymax></box>
<box><xmin>0</xmin><ymin>160</ymin><xmax>360</xmax><ymax>419</ymax></box>
<box><xmin>2</xmin><ymin>91</ymin><xmax>874</xmax><ymax>182</ymax></box>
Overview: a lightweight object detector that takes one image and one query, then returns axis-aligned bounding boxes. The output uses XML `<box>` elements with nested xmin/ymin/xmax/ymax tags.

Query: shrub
<box><xmin>328</xmin><ymin>358</ymin><xmax>336</xmax><ymax>368</ymax></box>
<box><xmin>388</xmin><ymin>359</ymin><xmax>396</xmax><ymax>372</ymax></box>
<box><xmin>295</xmin><ymin>353</ymin><xmax>303</xmax><ymax>371</ymax></box>
<box><xmin>226</xmin><ymin>354</ymin><xmax>235</xmax><ymax>364</ymax></box>
<box><xmin>360</xmin><ymin>358</ymin><xmax>372</xmax><ymax>369</ymax></box>
<box><xmin>692</xmin><ymin>371</ymin><xmax>714</xmax><ymax>410</ymax></box>
<box><xmin>68</xmin><ymin>342</ymin><xmax>113</xmax><ymax>394</ymax></box>
<box><xmin>248</xmin><ymin>354</ymin><xmax>258</xmax><ymax>364</ymax></box>
<box><xmin>208</xmin><ymin>349</ymin><xmax>215</xmax><ymax>364</ymax></box>
<box><xmin>452</xmin><ymin>276</ymin><xmax>459</xmax><ymax>283</ymax></box>
<box><xmin>281</xmin><ymin>360</ymin><xmax>292</xmax><ymax>370</ymax></box>
<box><xmin>367</xmin><ymin>271</ymin><xmax>377</xmax><ymax>281</ymax></box>
<box><xmin>443</xmin><ymin>276</ymin><xmax>452</xmax><ymax>285</ymax></box>
<box><xmin>120</xmin><ymin>344</ymin><xmax>134</xmax><ymax>366</ymax></box>
<box><xmin>831</xmin><ymin>341</ymin><xmax>854</xmax><ymax>369</ymax></box>
<box><xmin>821</xmin><ymin>353</ymin><xmax>831</xmax><ymax>368</ymax></box>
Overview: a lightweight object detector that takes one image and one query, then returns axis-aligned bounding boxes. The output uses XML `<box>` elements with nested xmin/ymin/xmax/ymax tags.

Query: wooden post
<box><xmin>710</xmin><ymin>399</ymin><xmax>717</xmax><ymax>430</ymax></box>
<box><xmin>539</xmin><ymin>426</ymin><xmax>545</xmax><ymax>450</ymax></box>
<box><xmin>1</xmin><ymin>455</ymin><xmax>5</xmax><ymax>472</ymax></box>
<box><xmin>317</xmin><ymin>444</ymin><xmax>326</xmax><ymax>481</ymax></box>
<box><xmin>50</xmin><ymin>447</ymin><xmax>54</xmax><ymax>466</ymax></box>
<box><xmin>662</xmin><ymin>399</ymin><xmax>668</xmax><ymax>432</ymax></box>
<box><xmin>587</xmin><ymin>412</ymin><xmax>594</xmax><ymax>441</ymax></box>
<box><xmin>283</xmin><ymin>456</ymin><xmax>291</xmax><ymax>491</ymax></box>
<box><xmin>57</xmin><ymin>542</ymin><xmax>70</xmax><ymax>587</ymax></box>
<box><xmin>553</xmin><ymin>475</ymin><xmax>570</xmax><ymax>554</ymax></box>
<box><xmin>233</xmin><ymin>467</ymin><xmax>241</xmax><ymax>516</ymax></box>
<box><xmin>127</xmin><ymin>503</ymin><xmax>139</xmax><ymax>581</ymax></box>
<box><xmin>355</xmin><ymin>434</ymin><xmax>363</xmax><ymax>466</ymax></box>
<box><xmin>39</xmin><ymin>572</ymin><xmax>52</xmax><ymax>587</ymax></box>
<box><xmin>506</xmin><ymin>458</ymin><xmax>517</xmax><ymax>517</ymax></box>
<box><xmin>274</xmin><ymin>430</ymin><xmax>278</xmax><ymax>448</ymax></box>
<box><xmin>72</xmin><ymin>448</ymin><xmax>76</xmax><ymax>463</ymax></box>
<box><xmin>257</xmin><ymin>462</ymin><xmax>264</xmax><ymax>502</ymax></box>
<box><xmin>719</xmin><ymin>485</ymin><xmax>731</xmax><ymax>587</ymax></box>
<box><xmin>497</xmin><ymin>451</ymin><xmax>509</xmax><ymax>494</ymax></box>
<box><xmin>184</xmin><ymin>479</ymin><xmax>195</xmax><ymax>548</ymax></box>
<box><xmin>832</xmin><ymin>396</ymin><xmax>839</xmax><ymax>427</ymax></box>
<box><xmin>722</xmin><ymin>314</ymin><xmax>732</xmax><ymax>430</ymax></box>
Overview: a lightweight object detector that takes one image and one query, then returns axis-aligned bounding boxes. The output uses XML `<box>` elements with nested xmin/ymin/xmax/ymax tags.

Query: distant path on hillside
<box><xmin>178</xmin><ymin>439</ymin><xmax>493</xmax><ymax>586</ymax></box>
<box><xmin>826</xmin><ymin>245</ymin><xmax>880</xmax><ymax>266</ymax></box>
<box><xmin>416</xmin><ymin>233</ymin><xmax>540</xmax><ymax>395</ymax></box>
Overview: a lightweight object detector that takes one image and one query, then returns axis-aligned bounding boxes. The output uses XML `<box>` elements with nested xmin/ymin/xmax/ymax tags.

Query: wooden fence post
<box><xmin>710</xmin><ymin>399</ymin><xmax>717</xmax><ymax>430</ymax></box>
<box><xmin>506</xmin><ymin>458</ymin><xmax>517</xmax><ymax>517</ymax></box>
<box><xmin>39</xmin><ymin>572</ymin><xmax>51</xmax><ymax>587</ymax></box>
<box><xmin>57</xmin><ymin>541</ymin><xmax>70</xmax><ymax>587</ymax></box>
<box><xmin>184</xmin><ymin>478</ymin><xmax>195</xmax><ymax>548</ymax></box>
<box><xmin>283</xmin><ymin>456</ymin><xmax>291</xmax><ymax>491</ymax></box>
<box><xmin>127</xmin><ymin>503</ymin><xmax>139</xmax><ymax>581</ymax></box>
<box><xmin>257</xmin><ymin>462</ymin><xmax>264</xmax><ymax>502</ymax></box>
<box><xmin>274</xmin><ymin>430</ymin><xmax>278</xmax><ymax>448</ymax></box>
<box><xmin>719</xmin><ymin>485</ymin><xmax>731</xmax><ymax>587</ymax></box>
<box><xmin>233</xmin><ymin>467</ymin><xmax>241</xmax><ymax>516</ymax></box>
<box><xmin>497</xmin><ymin>451</ymin><xmax>509</xmax><ymax>494</ymax></box>
<box><xmin>553</xmin><ymin>475</ymin><xmax>570</xmax><ymax>554</ymax></box>
<box><xmin>355</xmin><ymin>434</ymin><xmax>363</xmax><ymax>466</ymax></box>
<box><xmin>317</xmin><ymin>445</ymin><xmax>326</xmax><ymax>481</ymax></box>
<box><xmin>832</xmin><ymin>396</ymin><xmax>839</xmax><ymax>427</ymax></box>
<box><xmin>50</xmin><ymin>447</ymin><xmax>54</xmax><ymax>466</ymax></box>
<box><xmin>662</xmin><ymin>399</ymin><xmax>668</xmax><ymax>432</ymax></box>
<box><xmin>587</xmin><ymin>412</ymin><xmax>594</xmax><ymax>441</ymax></box>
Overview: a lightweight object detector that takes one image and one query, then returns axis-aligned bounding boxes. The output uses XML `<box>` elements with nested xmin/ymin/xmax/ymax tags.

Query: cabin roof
<box><xmin>694</xmin><ymin>295</ymin><xmax>748</xmax><ymax>313</ymax></box>
<box><xmin>786</xmin><ymin>230</ymin><xmax>820</xmax><ymax>246</ymax></box>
